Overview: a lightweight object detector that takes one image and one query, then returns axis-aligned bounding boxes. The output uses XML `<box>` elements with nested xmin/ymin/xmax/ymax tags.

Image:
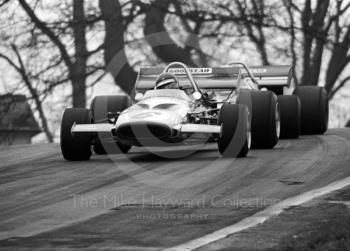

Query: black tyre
<box><xmin>278</xmin><ymin>95</ymin><xmax>300</xmax><ymax>139</ymax></box>
<box><xmin>60</xmin><ymin>108</ymin><xmax>92</xmax><ymax>161</ymax></box>
<box><xmin>238</xmin><ymin>90</ymin><xmax>279</xmax><ymax>149</ymax></box>
<box><xmin>90</xmin><ymin>95</ymin><xmax>132</xmax><ymax>154</ymax></box>
<box><xmin>293</xmin><ymin>86</ymin><xmax>328</xmax><ymax>134</ymax></box>
<box><xmin>218</xmin><ymin>104</ymin><xmax>250</xmax><ymax>158</ymax></box>
<box><xmin>92</xmin><ymin>138</ymin><xmax>106</xmax><ymax>154</ymax></box>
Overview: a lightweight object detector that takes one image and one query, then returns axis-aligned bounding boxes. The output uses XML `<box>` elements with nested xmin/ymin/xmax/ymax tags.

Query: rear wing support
<box><xmin>228</xmin><ymin>62</ymin><xmax>259</xmax><ymax>90</ymax></box>
<box><xmin>238</xmin><ymin>64</ymin><xmax>294</xmax><ymax>88</ymax></box>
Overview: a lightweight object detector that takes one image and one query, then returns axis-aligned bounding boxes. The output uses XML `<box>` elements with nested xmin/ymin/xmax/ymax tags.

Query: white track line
<box><xmin>164</xmin><ymin>176</ymin><xmax>350</xmax><ymax>251</ymax></box>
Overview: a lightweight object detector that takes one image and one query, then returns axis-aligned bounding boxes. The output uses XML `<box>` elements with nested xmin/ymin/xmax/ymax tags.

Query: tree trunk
<box><xmin>71</xmin><ymin>77</ymin><xmax>86</xmax><ymax>108</ymax></box>
<box><xmin>72</xmin><ymin>0</ymin><xmax>87</xmax><ymax>108</ymax></box>
<box><xmin>99</xmin><ymin>0</ymin><xmax>137</xmax><ymax>96</ymax></box>
<box><xmin>308</xmin><ymin>38</ymin><xmax>324</xmax><ymax>85</ymax></box>
<box><xmin>283</xmin><ymin>0</ymin><xmax>298</xmax><ymax>85</ymax></box>
<box><xmin>301</xmin><ymin>0</ymin><xmax>313</xmax><ymax>85</ymax></box>
<box><xmin>300</xmin><ymin>0</ymin><xmax>330</xmax><ymax>86</ymax></box>
<box><xmin>325</xmin><ymin>27</ymin><xmax>350</xmax><ymax>94</ymax></box>
<box><xmin>308</xmin><ymin>0</ymin><xmax>329</xmax><ymax>85</ymax></box>
<box><xmin>235</xmin><ymin>0</ymin><xmax>269</xmax><ymax>65</ymax></box>
<box><xmin>256</xmin><ymin>36</ymin><xmax>269</xmax><ymax>65</ymax></box>
<box><xmin>346</xmin><ymin>119</ymin><xmax>350</xmax><ymax>128</ymax></box>
<box><xmin>35</xmin><ymin>95</ymin><xmax>54</xmax><ymax>143</ymax></box>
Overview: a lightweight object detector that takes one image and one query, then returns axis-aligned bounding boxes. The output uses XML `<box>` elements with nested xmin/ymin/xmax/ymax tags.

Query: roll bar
<box><xmin>163</xmin><ymin>62</ymin><xmax>202</xmax><ymax>94</ymax></box>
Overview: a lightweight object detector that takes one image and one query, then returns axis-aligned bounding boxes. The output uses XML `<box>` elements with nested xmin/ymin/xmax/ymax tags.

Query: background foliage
<box><xmin>0</xmin><ymin>0</ymin><xmax>349</xmax><ymax>141</ymax></box>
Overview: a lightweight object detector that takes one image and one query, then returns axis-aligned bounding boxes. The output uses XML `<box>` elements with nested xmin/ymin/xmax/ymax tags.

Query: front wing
<box><xmin>71</xmin><ymin>123</ymin><xmax>221</xmax><ymax>135</ymax></box>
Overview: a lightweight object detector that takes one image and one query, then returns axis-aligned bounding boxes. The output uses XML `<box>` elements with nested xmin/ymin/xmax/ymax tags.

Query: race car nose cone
<box><xmin>118</xmin><ymin>109</ymin><xmax>179</xmax><ymax>124</ymax></box>
<box><xmin>116</xmin><ymin>122</ymin><xmax>172</xmax><ymax>140</ymax></box>
<box><xmin>115</xmin><ymin>109</ymin><xmax>182</xmax><ymax>143</ymax></box>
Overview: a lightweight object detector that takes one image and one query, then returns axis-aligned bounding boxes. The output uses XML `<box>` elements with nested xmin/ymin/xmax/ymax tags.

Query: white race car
<box><xmin>60</xmin><ymin>62</ymin><xmax>328</xmax><ymax>160</ymax></box>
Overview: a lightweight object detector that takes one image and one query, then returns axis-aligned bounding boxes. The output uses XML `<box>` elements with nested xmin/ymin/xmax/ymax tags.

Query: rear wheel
<box><xmin>60</xmin><ymin>108</ymin><xmax>92</xmax><ymax>161</ymax></box>
<box><xmin>293</xmin><ymin>86</ymin><xmax>328</xmax><ymax>134</ymax></box>
<box><xmin>90</xmin><ymin>95</ymin><xmax>132</xmax><ymax>154</ymax></box>
<box><xmin>238</xmin><ymin>90</ymin><xmax>279</xmax><ymax>149</ymax></box>
<box><xmin>278</xmin><ymin>95</ymin><xmax>300</xmax><ymax>139</ymax></box>
<box><xmin>218</xmin><ymin>104</ymin><xmax>250</xmax><ymax>158</ymax></box>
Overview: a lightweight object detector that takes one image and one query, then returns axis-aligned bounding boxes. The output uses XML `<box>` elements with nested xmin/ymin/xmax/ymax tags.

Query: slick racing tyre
<box><xmin>60</xmin><ymin>108</ymin><xmax>92</xmax><ymax>161</ymax></box>
<box><xmin>218</xmin><ymin>104</ymin><xmax>250</xmax><ymax>158</ymax></box>
<box><xmin>238</xmin><ymin>90</ymin><xmax>279</xmax><ymax>149</ymax></box>
<box><xmin>278</xmin><ymin>95</ymin><xmax>300</xmax><ymax>139</ymax></box>
<box><xmin>293</xmin><ymin>86</ymin><xmax>328</xmax><ymax>135</ymax></box>
<box><xmin>90</xmin><ymin>95</ymin><xmax>132</xmax><ymax>154</ymax></box>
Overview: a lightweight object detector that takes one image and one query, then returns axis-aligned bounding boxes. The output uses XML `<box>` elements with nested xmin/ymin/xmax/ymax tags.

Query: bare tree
<box><xmin>235</xmin><ymin>0</ymin><xmax>270</xmax><ymax>65</ymax></box>
<box><xmin>227</xmin><ymin>0</ymin><xmax>350</xmax><ymax>97</ymax></box>
<box><xmin>1</xmin><ymin>0</ymin><xmax>349</xmax><ymax>140</ymax></box>
<box><xmin>17</xmin><ymin>0</ymin><xmax>102</xmax><ymax>108</ymax></box>
<box><xmin>71</xmin><ymin>0</ymin><xmax>88</xmax><ymax>108</ymax></box>
<box><xmin>0</xmin><ymin>45</ymin><xmax>53</xmax><ymax>142</ymax></box>
<box><xmin>282</xmin><ymin>0</ymin><xmax>298</xmax><ymax>85</ymax></box>
<box><xmin>324</xmin><ymin>1</ymin><xmax>350</xmax><ymax>96</ymax></box>
<box><xmin>300</xmin><ymin>0</ymin><xmax>330</xmax><ymax>85</ymax></box>
<box><xmin>143</xmin><ymin>0</ymin><xmax>197</xmax><ymax>66</ymax></box>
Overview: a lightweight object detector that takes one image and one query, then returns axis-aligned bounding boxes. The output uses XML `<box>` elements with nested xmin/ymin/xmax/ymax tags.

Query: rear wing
<box><xmin>135</xmin><ymin>65</ymin><xmax>293</xmax><ymax>92</ymax></box>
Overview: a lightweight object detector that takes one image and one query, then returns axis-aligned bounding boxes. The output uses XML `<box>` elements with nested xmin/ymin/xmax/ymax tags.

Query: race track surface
<box><xmin>0</xmin><ymin>128</ymin><xmax>349</xmax><ymax>250</ymax></box>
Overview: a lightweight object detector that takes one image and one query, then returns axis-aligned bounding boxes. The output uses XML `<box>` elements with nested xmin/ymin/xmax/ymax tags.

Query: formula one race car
<box><xmin>60</xmin><ymin>62</ymin><xmax>328</xmax><ymax>160</ymax></box>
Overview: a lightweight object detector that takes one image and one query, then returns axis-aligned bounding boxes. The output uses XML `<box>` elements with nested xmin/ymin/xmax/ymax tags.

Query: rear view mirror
<box><xmin>192</xmin><ymin>92</ymin><xmax>202</xmax><ymax>100</ymax></box>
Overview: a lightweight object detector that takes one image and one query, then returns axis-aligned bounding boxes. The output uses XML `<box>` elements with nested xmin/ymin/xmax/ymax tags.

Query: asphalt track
<box><xmin>0</xmin><ymin>128</ymin><xmax>349</xmax><ymax>250</ymax></box>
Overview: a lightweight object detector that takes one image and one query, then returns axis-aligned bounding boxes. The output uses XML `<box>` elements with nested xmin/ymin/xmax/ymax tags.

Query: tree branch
<box><xmin>0</xmin><ymin>45</ymin><xmax>54</xmax><ymax>142</ymax></box>
<box><xmin>18</xmin><ymin>0</ymin><xmax>73</xmax><ymax>70</ymax></box>
<box><xmin>143</xmin><ymin>0</ymin><xmax>196</xmax><ymax>66</ymax></box>
<box><xmin>329</xmin><ymin>76</ymin><xmax>350</xmax><ymax>99</ymax></box>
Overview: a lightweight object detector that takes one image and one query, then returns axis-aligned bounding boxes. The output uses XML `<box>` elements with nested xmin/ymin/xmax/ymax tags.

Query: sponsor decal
<box><xmin>75</xmin><ymin>124</ymin><xmax>98</xmax><ymax>130</ymax></box>
<box><xmin>168</xmin><ymin>68</ymin><xmax>212</xmax><ymax>74</ymax></box>
<box><xmin>240</xmin><ymin>68</ymin><xmax>267</xmax><ymax>74</ymax></box>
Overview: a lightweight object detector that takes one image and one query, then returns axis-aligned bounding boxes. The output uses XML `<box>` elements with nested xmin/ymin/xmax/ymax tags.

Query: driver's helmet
<box><xmin>155</xmin><ymin>72</ymin><xmax>179</xmax><ymax>89</ymax></box>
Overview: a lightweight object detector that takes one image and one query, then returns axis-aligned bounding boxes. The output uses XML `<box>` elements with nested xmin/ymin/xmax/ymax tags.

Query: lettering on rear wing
<box><xmin>167</xmin><ymin>68</ymin><xmax>213</xmax><ymax>74</ymax></box>
<box><xmin>138</xmin><ymin>67</ymin><xmax>239</xmax><ymax>76</ymax></box>
<box><xmin>240</xmin><ymin>65</ymin><xmax>293</xmax><ymax>87</ymax></box>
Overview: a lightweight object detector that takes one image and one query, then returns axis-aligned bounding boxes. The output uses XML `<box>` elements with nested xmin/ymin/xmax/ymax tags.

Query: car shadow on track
<box><xmin>126</xmin><ymin>148</ymin><xmax>220</xmax><ymax>162</ymax></box>
<box><xmin>57</xmin><ymin>144</ymin><xmax>259</xmax><ymax>165</ymax></box>
<box><xmin>110</xmin><ymin>147</ymin><xmax>258</xmax><ymax>164</ymax></box>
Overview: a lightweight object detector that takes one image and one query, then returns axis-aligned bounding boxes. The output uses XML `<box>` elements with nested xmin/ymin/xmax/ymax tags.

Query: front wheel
<box><xmin>218</xmin><ymin>104</ymin><xmax>250</xmax><ymax>158</ymax></box>
<box><xmin>60</xmin><ymin>108</ymin><xmax>92</xmax><ymax>161</ymax></box>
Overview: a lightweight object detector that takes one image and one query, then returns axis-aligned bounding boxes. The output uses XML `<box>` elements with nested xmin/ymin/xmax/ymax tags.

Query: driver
<box><xmin>155</xmin><ymin>72</ymin><xmax>180</xmax><ymax>89</ymax></box>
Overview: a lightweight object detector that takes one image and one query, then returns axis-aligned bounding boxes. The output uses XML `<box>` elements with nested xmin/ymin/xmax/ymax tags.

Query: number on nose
<box><xmin>132</xmin><ymin>112</ymin><xmax>162</xmax><ymax>119</ymax></box>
